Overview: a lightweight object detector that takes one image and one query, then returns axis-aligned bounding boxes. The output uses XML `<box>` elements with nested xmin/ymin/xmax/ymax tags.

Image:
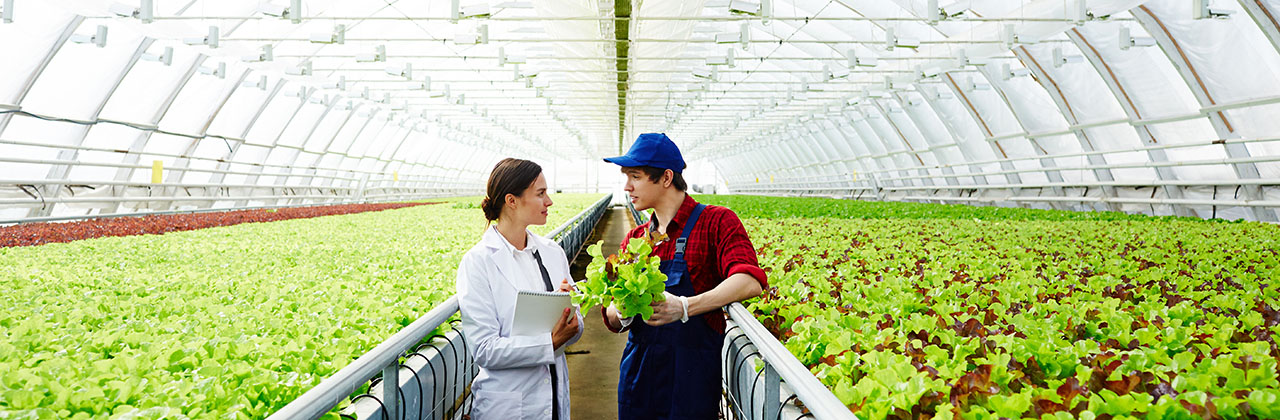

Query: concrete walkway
<box><xmin>565</xmin><ymin>207</ymin><xmax>634</xmax><ymax>420</ymax></box>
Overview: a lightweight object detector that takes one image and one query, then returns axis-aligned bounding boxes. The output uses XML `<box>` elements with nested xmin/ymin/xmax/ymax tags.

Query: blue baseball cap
<box><xmin>603</xmin><ymin>133</ymin><xmax>687</xmax><ymax>173</ymax></box>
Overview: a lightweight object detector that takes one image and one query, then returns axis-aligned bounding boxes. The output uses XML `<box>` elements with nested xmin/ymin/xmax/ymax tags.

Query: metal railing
<box><xmin>722</xmin><ymin>302</ymin><xmax>855</xmax><ymax>420</ymax></box>
<box><xmin>266</xmin><ymin>193</ymin><xmax>615</xmax><ymax>420</ymax></box>
<box><xmin>1</xmin><ymin>198</ymin><xmax>395</xmax><ymax>226</ymax></box>
<box><xmin>730</xmin><ymin>184</ymin><xmax>1280</xmax><ymax>209</ymax></box>
<box><xmin>625</xmin><ymin>196</ymin><xmax>648</xmax><ymax>227</ymax></box>
<box><xmin>726</xmin><ymin>135</ymin><xmax>1280</xmax><ymax>183</ymax></box>
<box><xmin>0</xmin><ymin>177</ymin><xmax>482</xmax><ymax>223</ymax></box>
<box><xmin>547</xmin><ymin>193</ymin><xmax>613</xmax><ymax>260</ymax></box>
<box><xmin>0</xmin><ymin>134</ymin><xmax>486</xmax><ymax>221</ymax></box>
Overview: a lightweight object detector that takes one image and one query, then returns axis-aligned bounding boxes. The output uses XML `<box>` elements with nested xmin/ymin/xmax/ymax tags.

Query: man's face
<box><xmin>622</xmin><ymin>168</ymin><xmax>663</xmax><ymax>211</ymax></box>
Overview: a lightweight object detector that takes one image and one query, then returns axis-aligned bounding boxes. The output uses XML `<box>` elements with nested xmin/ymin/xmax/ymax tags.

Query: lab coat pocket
<box><xmin>472</xmin><ymin>390</ymin><xmax>523</xmax><ymax>420</ymax></box>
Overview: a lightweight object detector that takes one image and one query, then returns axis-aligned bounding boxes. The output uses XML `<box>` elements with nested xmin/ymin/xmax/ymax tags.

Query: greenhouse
<box><xmin>1</xmin><ymin>0</ymin><xmax>1279</xmax><ymax>419</ymax></box>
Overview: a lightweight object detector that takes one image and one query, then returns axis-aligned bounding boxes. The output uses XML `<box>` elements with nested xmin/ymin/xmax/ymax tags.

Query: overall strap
<box><xmin>673</xmin><ymin>204</ymin><xmax>706</xmax><ymax>260</ymax></box>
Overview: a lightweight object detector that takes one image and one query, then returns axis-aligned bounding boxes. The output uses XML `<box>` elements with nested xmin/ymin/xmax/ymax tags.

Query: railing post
<box><xmin>724</xmin><ymin>303</ymin><xmax>855</xmax><ymax>420</ymax></box>
<box><xmin>382</xmin><ymin>364</ymin><xmax>399</xmax><ymax>420</ymax></box>
<box><xmin>763</xmin><ymin>364</ymin><xmax>780</xmax><ymax>420</ymax></box>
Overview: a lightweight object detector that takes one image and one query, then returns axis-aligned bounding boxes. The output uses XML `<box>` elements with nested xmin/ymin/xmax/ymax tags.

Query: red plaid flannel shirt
<box><xmin>602</xmin><ymin>194</ymin><xmax>768</xmax><ymax>334</ymax></box>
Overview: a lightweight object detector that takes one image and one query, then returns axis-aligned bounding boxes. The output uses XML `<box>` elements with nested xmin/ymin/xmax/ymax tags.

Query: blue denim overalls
<box><xmin>618</xmin><ymin>204</ymin><xmax>721</xmax><ymax>419</ymax></box>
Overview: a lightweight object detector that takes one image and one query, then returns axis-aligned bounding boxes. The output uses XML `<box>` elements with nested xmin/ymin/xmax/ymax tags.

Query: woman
<box><xmin>457</xmin><ymin>158</ymin><xmax>584</xmax><ymax>420</ymax></box>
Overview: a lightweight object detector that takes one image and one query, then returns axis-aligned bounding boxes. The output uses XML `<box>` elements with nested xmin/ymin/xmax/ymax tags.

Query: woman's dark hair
<box><xmin>481</xmin><ymin>158</ymin><xmax>543</xmax><ymax>222</ymax></box>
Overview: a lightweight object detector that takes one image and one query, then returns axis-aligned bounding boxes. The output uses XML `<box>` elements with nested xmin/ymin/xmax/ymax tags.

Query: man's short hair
<box><xmin>629</xmin><ymin>166</ymin><xmax>687</xmax><ymax>191</ymax></box>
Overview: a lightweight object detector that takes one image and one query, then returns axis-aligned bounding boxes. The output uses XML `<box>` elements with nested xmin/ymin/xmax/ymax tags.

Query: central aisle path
<box><xmin>566</xmin><ymin>207</ymin><xmax>634</xmax><ymax>420</ymax></box>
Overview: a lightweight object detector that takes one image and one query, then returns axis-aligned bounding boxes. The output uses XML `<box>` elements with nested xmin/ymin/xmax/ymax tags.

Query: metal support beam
<box><xmin>31</xmin><ymin>38</ymin><xmax>157</xmax><ymax>218</ymax></box>
<box><xmin>103</xmin><ymin>54</ymin><xmax>209</xmax><ymax>214</ymax></box>
<box><xmin>1132</xmin><ymin>5</ymin><xmax>1276</xmax><ymax>221</ymax></box>
<box><xmin>1066</xmin><ymin>28</ymin><xmax>1193</xmax><ymax>217</ymax></box>
<box><xmin>942</xmin><ymin>72</ymin><xmax>1026</xmax><ymax>206</ymax></box>
<box><xmin>0</xmin><ymin>16</ymin><xmax>84</xmax><ymax>137</ymax></box>
<box><xmin>1239</xmin><ymin>0</ymin><xmax>1280</xmax><ymax>56</ymax></box>
<box><xmin>1012</xmin><ymin>46</ymin><xmax>1122</xmax><ymax>213</ymax></box>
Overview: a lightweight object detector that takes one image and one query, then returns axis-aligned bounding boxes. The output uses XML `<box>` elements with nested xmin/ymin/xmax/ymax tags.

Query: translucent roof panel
<box><xmin>2</xmin><ymin>0</ymin><xmax>1280</xmax><ymax>222</ymax></box>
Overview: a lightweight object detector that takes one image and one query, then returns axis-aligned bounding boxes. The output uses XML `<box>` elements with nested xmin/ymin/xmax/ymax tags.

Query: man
<box><xmin>600</xmin><ymin>132</ymin><xmax>768</xmax><ymax>419</ymax></box>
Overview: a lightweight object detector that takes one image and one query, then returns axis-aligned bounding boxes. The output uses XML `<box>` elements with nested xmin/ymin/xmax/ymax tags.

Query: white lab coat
<box><xmin>457</xmin><ymin>227</ymin><xmax>584</xmax><ymax>420</ymax></box>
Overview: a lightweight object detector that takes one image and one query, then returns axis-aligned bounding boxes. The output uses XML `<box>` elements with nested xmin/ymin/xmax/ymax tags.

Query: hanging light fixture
<box><xmin>182</xmin><ymin>26</ymin><xmax>219</xmax><ymax>48</ymax></box>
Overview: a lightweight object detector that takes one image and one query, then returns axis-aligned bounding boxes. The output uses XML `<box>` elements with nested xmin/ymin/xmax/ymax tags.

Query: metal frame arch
<box><xmin>1064</xmin><ymin>27</ymin><xmax>1195</xmax><ymax>217</ymax></box>
<box><xmin>1131</xmin><ymin>4</ymin><xmax>1276</xmax><ymax>221</ymax></box>
<box><xmin>967</xmin><ymin>64</ymin><xmax>1072</xmax><ymax>210</ymax></box>
<box><xmin>1239</xmin><ymin>0</ymin><xmax>1280</xmax><ymax>54</ymax></box>
<box><xmin>102</xmin><ymin>53</ymin><xmax>210</xmax><ymax>214</ymax></box>
<box><xmin>887</xmin><ymin>89</ymin><xmax>969</xmax><ymax>197</ymax></box>
<box><xmin>908</xmin><ymin>82</ymin><xmax>992</xmax><ymax>188</ymax></box>
<box><xmin>807</xmin><ymin>122</ymin><xmax>857</xmax><ymax>175</ymax></box>
<box><xmin>229</xmin><ymin>85</ymin><xmax>317</xmax><ymax>207</ymax></box>
<box><xmin>29</xmin><ymin>37</ymin><xmax>157</xmax><ymax>217</ymax></box>
<box><xmin>154</xmin><ymin>66</ymin><xmax>255</xmax><ymax>210</ymax></box>
<box><xmin>941</xmin><ymin>72</ymin><xmax>1024</xmax><ymax>188</ymax></box>
<box><xmin>206</xmin><ymin>78</ymin><xmax>290</xmax><ymax>188</ymax></box>
<box><xmin>865</xmin><ymin>99</ymin><xmax>939</xmax><ymax>193</ymax></box>
<box><xmin>847</xmin><ymin>107</ymin><xmax>916</xmax><ymax>187</ymax></box>
<box><xmin>800</xmin><ymin>126</ymin><xmax>847</xmax><ymax>184</ymax></box>
<box><xmin>1011</xmin><ymin>45</ymin><xmax>1127</xmax><ymax>213</ymax></box>
<box><xmin>821</xmin><ymin>120</ymin><xmax>886</xmax><ymax>177</ymax></box>
<box><xmin>282</xmin><ymin>99</ymin><xmax>362</xmax><ymax>189</ymax></box>
<box><xmin>0</xmin><ymin>16</ymin><xmax>85</xmax><ymax>136</ymax></box>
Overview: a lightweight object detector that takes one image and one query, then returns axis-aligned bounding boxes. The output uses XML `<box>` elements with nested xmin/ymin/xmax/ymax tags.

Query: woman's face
<box><xmin>505</xmin><ymin>173</ymin><xmax>553</xmax><ymax>226</ymax></box>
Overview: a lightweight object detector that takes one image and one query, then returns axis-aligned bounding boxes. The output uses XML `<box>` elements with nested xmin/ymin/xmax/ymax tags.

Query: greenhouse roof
<box><xmin>2</xmin><ymin>0</ymin><xmax>1280</xmax><ymax>221</ymax></box>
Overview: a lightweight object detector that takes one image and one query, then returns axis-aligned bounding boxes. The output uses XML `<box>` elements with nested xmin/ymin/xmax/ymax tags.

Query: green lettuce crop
<box><xmin>715</xmin><ymin>196</ymin><xmax>1280</xmax><ymax>420</ymax></box>
<box><xmin>572</xmin><ymin>238</ymin><xmax>668</xmax><ymax>320</ymax></box>
<box><xmin>0</xmin><ymin>194</ymin><xmax>606</xmax><ymax>419</ymax></box>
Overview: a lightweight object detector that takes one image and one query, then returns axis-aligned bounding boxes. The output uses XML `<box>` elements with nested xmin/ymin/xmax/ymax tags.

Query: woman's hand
<box><xmin>551</xmin><ymin>307</ymin><xmax>580</xmax><ymax>349</ymax></box>
<box><xmin>556</xmin><ymin>278</ymin><xmax>575</xmax><ymax>293</ymax></box>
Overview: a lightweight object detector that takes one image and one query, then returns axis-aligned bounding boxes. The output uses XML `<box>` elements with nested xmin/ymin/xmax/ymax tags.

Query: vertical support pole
<box><xmin>868</xmin><ymin>173</ymin><xmax>885</xmax><ymax>201</ymax></box>
<box><xmin>356</xmin><ymin>173</ymin><xmax>370</xmax><ymax>202</ymax></box>
<box><xmin>763</xmin><ymin>364</ymin><xmax>781</xmax><ymax>420</ymax></box>
<box><xmin>382</xmin><ymin>364</ymin><xmax>400</xmax><ymax>420</ymax></box>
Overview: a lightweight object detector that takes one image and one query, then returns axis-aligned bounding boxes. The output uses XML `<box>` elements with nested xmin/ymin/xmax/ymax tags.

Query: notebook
<box><xmin>512</xmin><ymin>289</ymin><xmax>573</xmax><ymax>336</ymax></box>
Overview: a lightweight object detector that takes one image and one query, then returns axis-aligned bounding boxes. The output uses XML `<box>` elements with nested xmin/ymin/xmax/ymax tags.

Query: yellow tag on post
<box><xmin>151</xmin><ymin>160</ymin><xmax>163</xmax><ymax>184</ymax></box>
<box><xmin>394</xmin><ymin>171</ymin><xmax>399</xmax><ymax>182</ymax></box>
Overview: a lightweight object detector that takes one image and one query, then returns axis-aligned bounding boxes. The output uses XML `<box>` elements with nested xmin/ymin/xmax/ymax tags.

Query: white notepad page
<box><xmin>511</xmin><ymin>290</ymin><xmax>573</xmax><ymax>336</ymax></box>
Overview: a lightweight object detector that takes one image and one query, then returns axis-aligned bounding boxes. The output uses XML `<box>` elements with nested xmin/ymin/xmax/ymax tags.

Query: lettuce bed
<box><xmin>696</xmin><ymin>195</ymin><xmax>1214</xmax><ymax>222</ymax></box>
<box><xmin>0</xmin><ymin>202</ymin><xmax>436</xmax><ymax>248</ymax></box>
<box><xmin>699</xmin><ymin>196</ymin><xmax>1280</xmax><ymax>420</ymax></box>
<box><xmin>0</xmin><ymin>194</ymin><xmax>604</xmax><ymax>419</ymax></box>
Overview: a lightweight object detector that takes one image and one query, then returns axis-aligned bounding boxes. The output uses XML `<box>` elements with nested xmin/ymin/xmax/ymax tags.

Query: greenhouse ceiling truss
<box><xmin>1</xmin><ymin>0</ymin><xmax>1280</xmax><ymax>222</ymax></box>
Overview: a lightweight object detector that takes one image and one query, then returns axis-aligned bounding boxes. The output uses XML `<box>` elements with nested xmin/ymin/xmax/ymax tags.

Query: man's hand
<box><xmin>642</xmin><ymin>273</ymin><xmax>764</xmax><ymax>327</ymax></box>
<box><xmin>645</xmin><ymin>292</ymin><xmax>687</xmax><ymax>326</ymax></box>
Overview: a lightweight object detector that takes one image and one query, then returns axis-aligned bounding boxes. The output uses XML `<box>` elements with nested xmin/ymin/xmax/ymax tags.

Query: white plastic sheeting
<box><xmin>2</xmin><ymin>0</ymin><xmax>1280</xmax><ymax>221</ymax></box>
